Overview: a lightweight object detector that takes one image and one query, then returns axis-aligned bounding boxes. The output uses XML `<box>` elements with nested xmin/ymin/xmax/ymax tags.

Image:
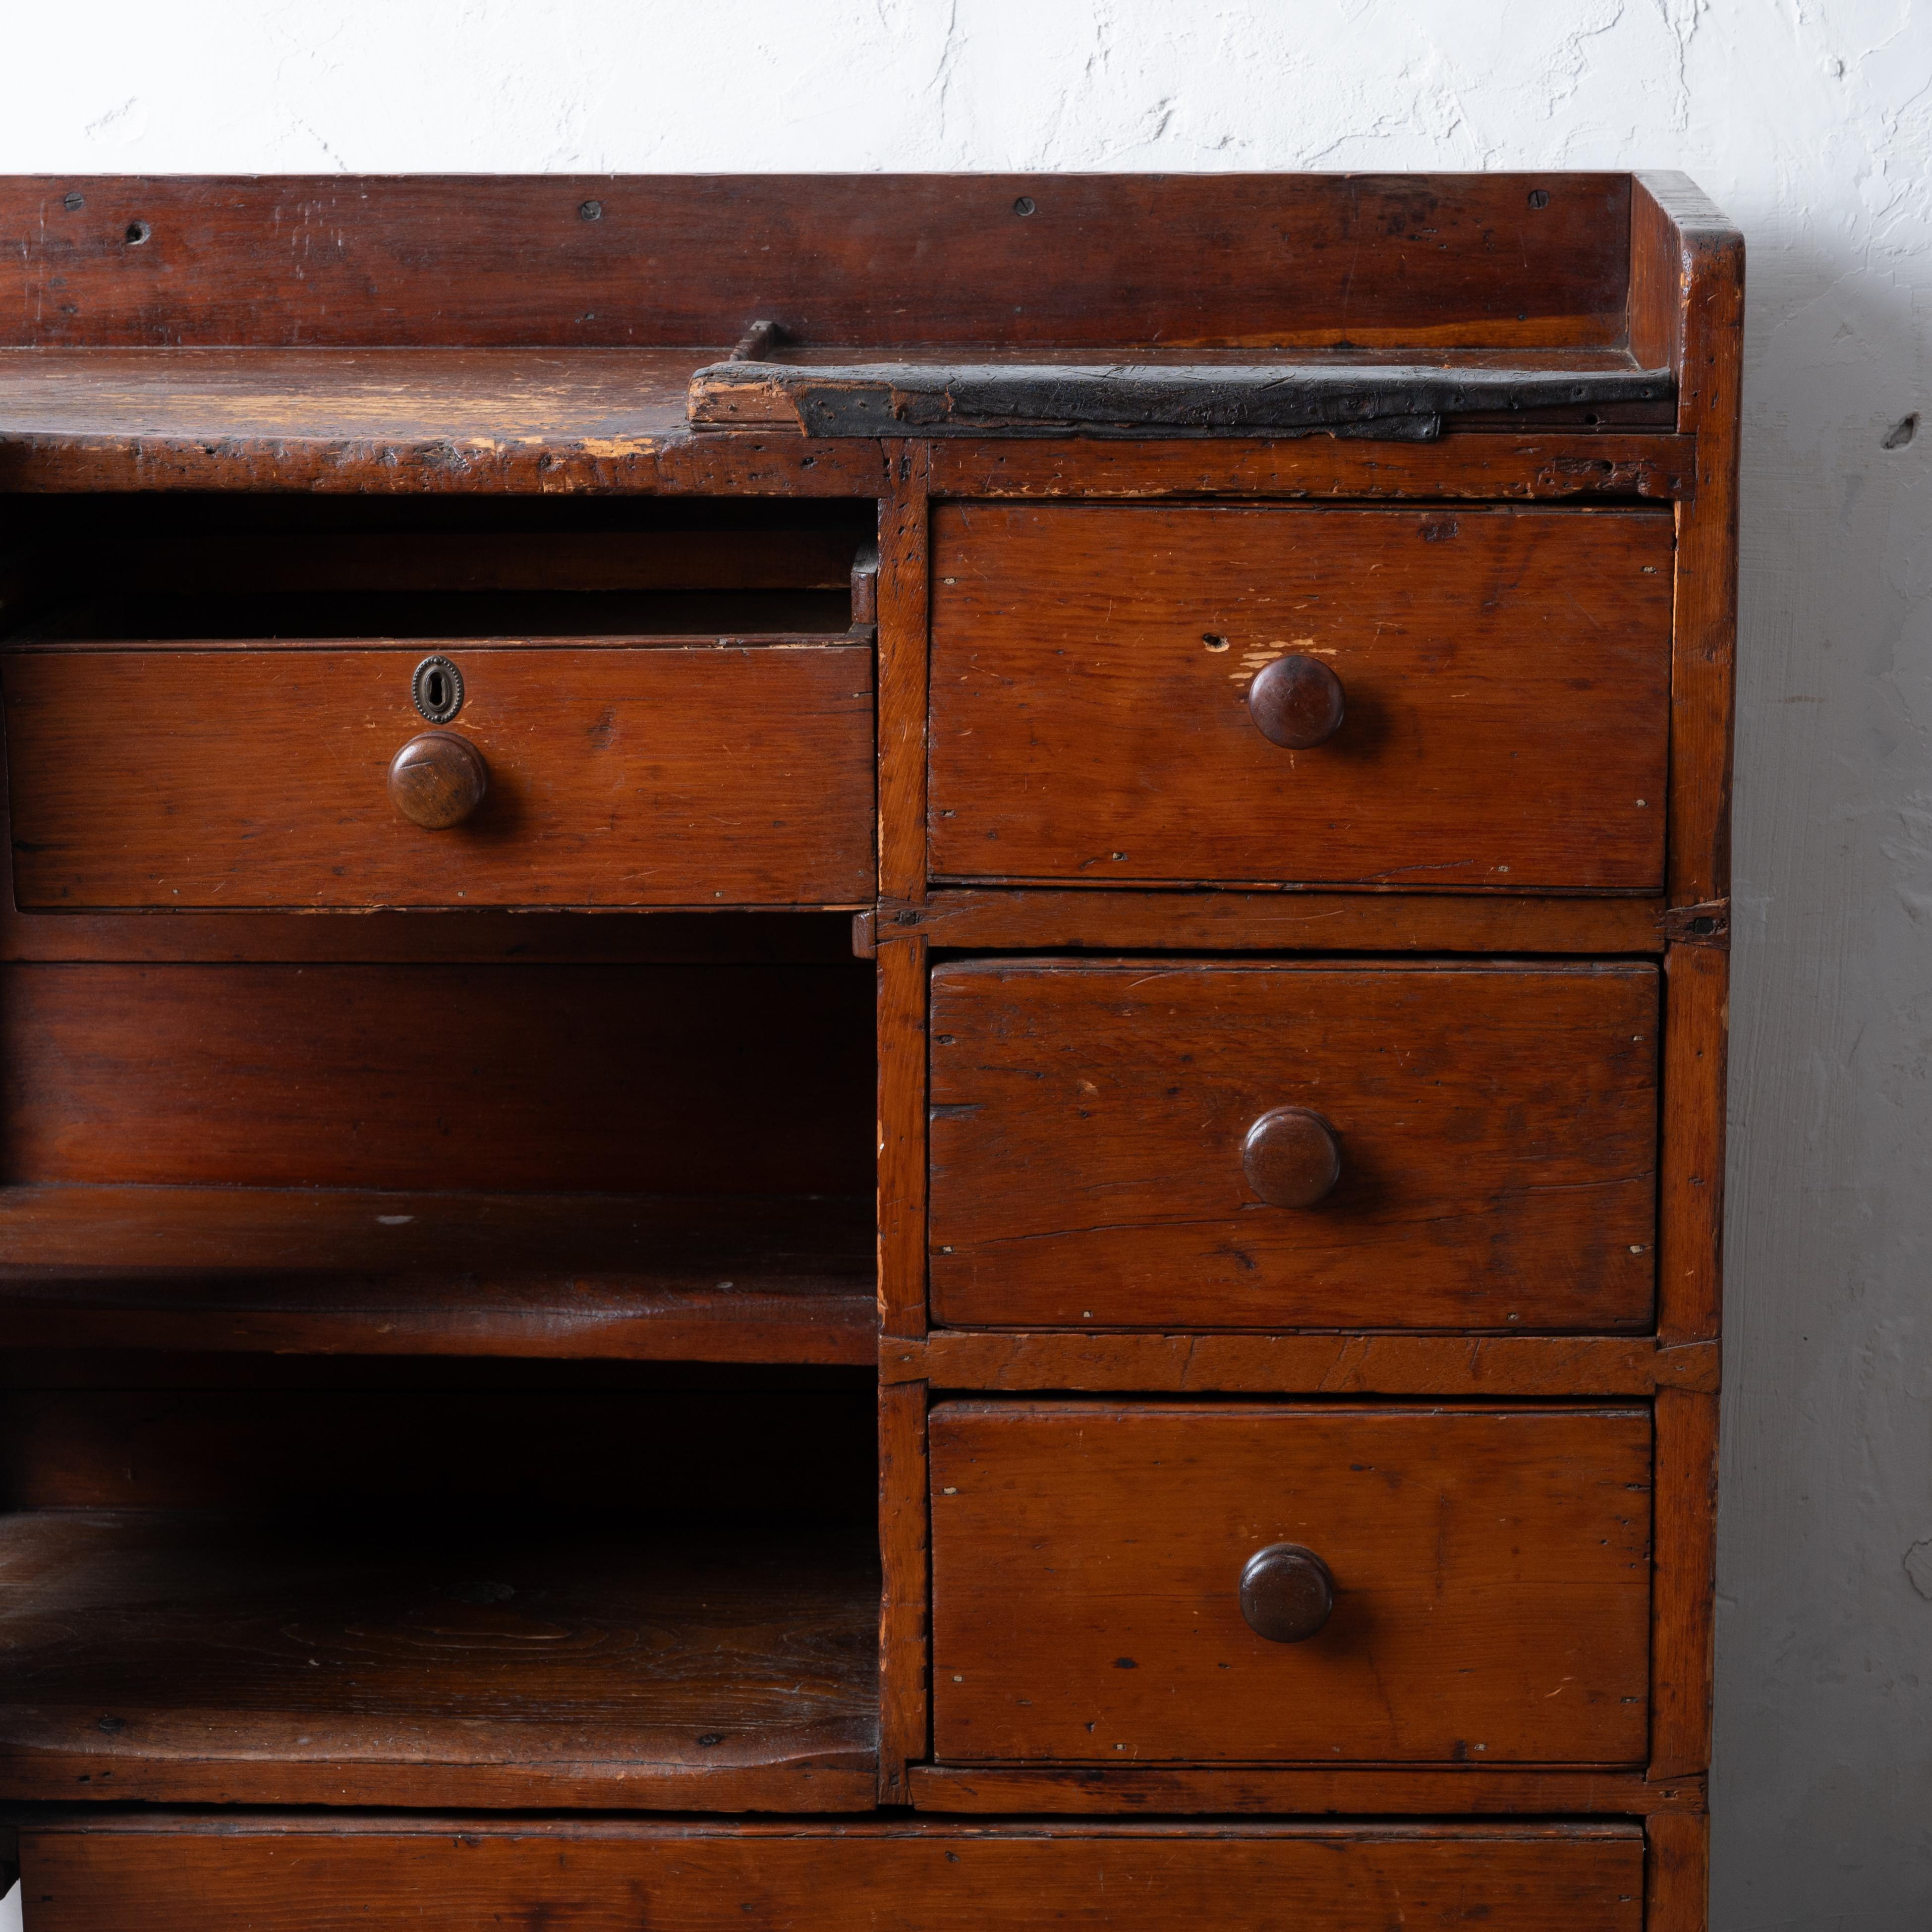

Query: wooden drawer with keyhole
<box><xmin>929</xmin><ymin>1402</ymin><xmax>1653</xmax><ymax>1765</ymax></box>
<box><xmin>929</xmin><ymin>958</ymin><xmax>1659</xmax><ymax>1331</ymax></box>
<box><xmin>1</xmin><ymin>640</ymin><xmax>875</xmax><ymax>909</ymax></box>
<box><xmin>929</xmin><ymin>503</ymin><xmax>1674</xmax><ymax>889</ymax></box>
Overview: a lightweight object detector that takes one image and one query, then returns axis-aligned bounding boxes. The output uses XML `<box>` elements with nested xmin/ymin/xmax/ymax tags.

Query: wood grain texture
<box><xmin>929</xmin><ymin>961</ymin><xmax>1658</xmax><ymax>1331</ymax></box>
<box><xmin>12</xmin><ymin>1818</ymin><xmax>1647</xmax><ymax>1932</ymax></box>
<box><xmin>1</xmin><ymin>962</ymin><xmax>872</xmax><ymax>1194</ymax></box>
<box><xmin>929</xmin><ymin>504</ymin><xmax>1674</xmax><ymax>888</ymax></box>
<box><xmin>926</xmin><ymin>432</ymin><xmax>1695</xmax><ymax>501</ymax></box>
<box><xmin>1659</xmin><ymin>942</ymin><xmax>1729</xmax><ymax>1343</ymax></box>
<box><xmin>875</xmin><ymin>933</ymin><xmax>930</xmax><ymax>1339</ymax></box>
<box><xmin>876</xmin><ymin>446</ymin><xmax>931</xmax><ymax>903</ymax></box>
<box><xmin>0</xmin><ymin>349</ymin><xmax>889</xmax><ymax>495</ymax></box>
<box><xmin>689</xmin><ymin>359</ymin><xmax>1672</xmax><ymax>436</ymax></box>
<box><xmin>0</xmin><ymin>1510</ymin><xmax>878</xmax><ymax>1810</ymax></box>
<box><xmin>4</xmin><ymin>643</ymin><xmax>874</xmax><ymax>909</ymax></box>
<box><xmin>1635</xmin><ymin>173</ymin><xmax>1743</xmax><ymax>911</ymax></box>
<box><xmin>908</xmin><ymin>1763</ymin><xmax>1706</xmax><ymax>1815</ymax></box>
<box><xmin>0</xmin><ymin>1187</ymin><xmax>873</xmax><ymax>1364</ymax></box>
<box><xmin>1646</xmin><ymin>1812</ymin><xmax>1711</xmax><ymax>1932</ymax></box>
<box><xmin>0</xmin><ymin>173</ymin><xmax>1634</xmax><ymax>349</ymax></box>
<box><xmin>861</xmin><ymin>889</ymin><xmax>1669</xmax><ymax>956</ymax></box>
<box><xmin>929</xmin><ymin>1403</ymin><xmax>1652</xmax><ymax>1765</ymax></box>
<box><xmin>885</xmin><ymin>1333</ymin><xmax>1718</xmax><ymax>1397</ymax></box>
<box><xmin>877</xmin><ymin>1379</ymin><xmax>930</xmax><ymax>1803</ymax></box>
<box><xmin>1649</xmin><ymin>1389</ymin><xmax>1718</xmax><ymax>1781</ymax></box>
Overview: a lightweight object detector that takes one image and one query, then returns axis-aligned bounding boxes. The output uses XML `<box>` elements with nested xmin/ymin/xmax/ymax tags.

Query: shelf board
<box><xmin>0</xmin><ymin>1507</ymin><xmax>880</xmax><ymax>1809</ymax></box>
<box><xmin>0</xmin><ymin>1186</ymin><xmax>877</xmax><ymax>1365</ymax></box>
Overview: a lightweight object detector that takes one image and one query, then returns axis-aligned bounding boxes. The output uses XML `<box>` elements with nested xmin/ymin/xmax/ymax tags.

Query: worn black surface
<box><xmin>688</xmin><ymin>361</ymin><xmax>1676</xmax><ymax>439</ymax></box>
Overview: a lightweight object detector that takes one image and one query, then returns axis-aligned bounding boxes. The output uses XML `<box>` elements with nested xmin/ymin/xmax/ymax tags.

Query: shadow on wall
<box><xmin>1716</xmin><ymin>219</ymin><xmax>1932</xmax><ymax>1932</ymax></box>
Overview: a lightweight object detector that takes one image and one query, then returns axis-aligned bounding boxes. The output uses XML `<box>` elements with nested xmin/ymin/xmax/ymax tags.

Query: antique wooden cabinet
<box><xmin>0</xmin><ymin>173</ymin><xmax>1738</xmax><ymax>1929</ymax></box>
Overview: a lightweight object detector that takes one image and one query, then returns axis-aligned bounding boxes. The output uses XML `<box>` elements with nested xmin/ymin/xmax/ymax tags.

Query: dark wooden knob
<box><xmin>1240</xmin><ymin>1543</ymin><xmax>1335</xmax><ymax>1643</ymax></box>
<box><xmin>388</xmin><ymin>731</ymin><xmax>488</xmax><ymax>829</ymax></box>
<box><xmin>1248</xmin><ymin>653</ymin><xmax>1345</xmax><ymax>748</ymax></box>
<box><xmin>1242</xmin><ymin>1106</ymin><xmax>1342</xmax><ymax>1208</ymax></box>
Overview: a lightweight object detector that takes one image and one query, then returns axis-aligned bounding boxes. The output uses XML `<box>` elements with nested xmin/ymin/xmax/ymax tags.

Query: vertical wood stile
<box><xmin>1645</xmin><ymin>1812</ymin><xmax>1710</xmax><ymax>1932</ymax></box>
<box><xmin>876</xmin><ymin>443</ymin><xmax>932</xmax><ymax>906</ymax></box>
<box><xmin>1649</xmin><ymin>1389</ymin><xmax>1719</xmax><ymax>1781</ymax></box>
<box><xmin>877</xmin><ymin>1377</ymin><xmax>930</xmax><ymax>1804</ymax></box>
<box><xmin>1658</xmin><ymin>942</ymin><xmax>1728</xmax><ymax>1344</ymax></box>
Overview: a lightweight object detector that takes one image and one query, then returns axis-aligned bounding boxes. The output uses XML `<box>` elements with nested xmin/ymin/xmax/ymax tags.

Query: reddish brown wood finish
<box><xmin>0</xmin><ymin>963</ymin><xmax>872</xmax><ymax>1195</ymax></box>
<box><xmin>1650</xmin><ymin>1389</ymin><xmax>1719</xmax><ymax>1782</ymax></box>
<box><xmin>929</xmin><ymin>1403</ymin><xmax>1651</xmax><ymax>1765</ymax></box>
<box><xmin>929</xmin><ymin>961</ymin><xmax>1658</xmax><ymax>1331</ymax></box>
<box><xmin>857</xmin><ymin>888</ymin><xmax>1670</xmax><ymax>956</ymax></box>
<box><xmin>1660</xmin><ymin>941</ymin><xmax>1729</xmax><ymax>1344</ymax></box>
<box><xmin>1647</xmin><ymin>1811</ymin><xmax>1711</xmax><ymax>1932</ymax></box>
<box><xmin>885</xmin><ymin>1331</ymin><xmax>1718</xmax><ymax>1396</ymax></box>
<box><xmin>877</xmin><ymin>1378</ymin><xmax>930</xmax><ymax>1803</ymax></box>
<box><xmin>0</xmin><ymin>1187</ymin><xmax>874</xmax><ymax>1365</ymax></box>
<box><xmin>929</xmin><ymin>504</ymin><xmax>1674</xmax><ymax>888</ymax></box>
<box><xmin>908</xmin><ymin>1764</ymin><xmax>1706</xmax><ymax>1815</ymax></box>
<box><xmin>11</xmin><ymin>1819</ymin><xmax>1646</xmax><ymax>1932</ymax></box>
<box><xmin>925</xmin><ymin>432</ymin><xmax>1695</xmax><ymax>501</ymax></box>
<box><xmin>4</xmin><ymin>642</ymin><xmax>874</xmax><ymax>909</ymax></box>
<box><xmin>0</xmin><ymin>1510</ymin><xmax>878</xmax><ymax>1810</ymax></box>
<box><xmin>0</xmin><ymin>174</ymin><xmax>1635</xmax><ymax>349</ymax></box>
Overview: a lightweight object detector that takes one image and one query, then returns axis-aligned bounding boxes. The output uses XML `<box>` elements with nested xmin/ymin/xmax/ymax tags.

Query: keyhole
<box><xmin>411</xmin><ymin>654</ymin><xmax>465</xmax><ymax>723</ymax></box>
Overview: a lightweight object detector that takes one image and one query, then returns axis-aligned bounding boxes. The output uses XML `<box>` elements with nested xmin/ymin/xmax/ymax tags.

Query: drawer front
<box><xmin>2</xmin><ymin>643</ymin><xmax>873</xmax><ymax>908</ymax></box>
<box><xmin>929</xmin><ymin>960</ymin><xmax>1658</xmax><ymax>1330</ymax></box>
<box><xmin>928</xmin><ymin>504</ymin><xmax>1672</xmax><ymax>888</ymax></box>
<box><xmin>16</xmin><ymin>1820</ymin><xmax>1646</xmax><ymax>1932</ymax></box>
<box><xmin>931</xmin><ymin>1403</ymin><xmax>1652</xmax><ymax>1764</ymax></box>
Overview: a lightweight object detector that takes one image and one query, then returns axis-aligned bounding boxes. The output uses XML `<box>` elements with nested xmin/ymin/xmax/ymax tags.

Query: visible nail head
<box><xmin>62</xmin><ymin>191</ymin><xmax>85</xmax><ymax>213</ymax></box>
<box><xmin>578</xmin><ymin>199</ymin><xmax>604</xmax><ymax>222</ymax></box>
<box><xmin>1013</xmin><ymin>196</ymin><xmax>1037</xmax><ymax>217</ymax></box>
<box><xmin>1528</xmin><ymin>188</ymin><xmax>1550</xmax><ymax>209</ymax></box>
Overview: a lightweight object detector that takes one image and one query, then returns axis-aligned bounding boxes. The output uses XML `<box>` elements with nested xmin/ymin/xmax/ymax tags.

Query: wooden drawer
<box><xmin>930</xmin><ymin>1403</ymin><xmax>1652</xmax><ymax>1764</ymax></box>
<box><xmin>13</xmin><ymin>1818</ymin><xmax>1646</xmax><ymax>1932</ymax></box>
<box><xmin>929</xmin><ymin>959</ymin><xmax>1658</xmax><ymax>1330</ymax></box>
<box><xmin>929</xmin><ymin>504</ymin><xmax>1673</xmax><ymax>888</ymax></box>
<box><xmin>1</xmin><ymin>641</ymin><xmax>874</xmax><ymax>908</ymax></box>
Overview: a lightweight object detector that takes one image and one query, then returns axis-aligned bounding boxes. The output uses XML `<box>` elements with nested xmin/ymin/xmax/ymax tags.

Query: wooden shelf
<box><xmin>0</xmin><ymin>1507</ymin><xmax>880</xmax><ymax>1809</ymax></box>
<box><xmin>0</xmin><ymin>1187</ymin><xmax>876</xmax><ymax>1364</ymax></box>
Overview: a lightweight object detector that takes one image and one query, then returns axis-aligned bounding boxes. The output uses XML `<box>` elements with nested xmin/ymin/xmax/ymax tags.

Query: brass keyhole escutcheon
<box><xmin>412</xmin><ymin>654</ymin><xmax>465</xmax><ymax>724</ymax></box>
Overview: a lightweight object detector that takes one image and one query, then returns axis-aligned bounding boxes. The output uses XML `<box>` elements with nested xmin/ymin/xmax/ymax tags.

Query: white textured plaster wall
<box><xmin>2</xmin><ymin>5</ymin><xmax>1930</xmax><ymax>1930</ymax></box>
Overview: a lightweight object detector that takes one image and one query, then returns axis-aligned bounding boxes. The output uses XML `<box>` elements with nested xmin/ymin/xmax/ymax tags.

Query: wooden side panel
<box><xmin>929</xmin><ymin>504</ymin><xmax>1674</xmax><ymax>889</ymax></box>
<box><xmin>4</xmin><ymin>644</ymin><xmax>874</xmax><ymax>909</ymax></box>
<box><xmin>1646</xmin><ymin>1812</ymin><xmax>1711</xmax><ymax>1932</ymax></box>
<box><xmin>1633</xmin><ymin>173</ymin><xmax>1743</xmax><ymax>909</ymax></box>
<box><xmin>875</xmin><ymin>935</ymin><xmax>930</xmax><ymax>1338</ymax></box>
<box><xmin>0</xmin><ymin>173</ymin><xmax>1633</xmax><ymax>349</ymax></box>
<box><xmin>1659</xmin><ymin>943</ymin><xmax>1728</xmax><ymax>1342</ymax></box>
<box><xmin>13</xmin><ymin>1821</ymin><xmax>1648</xmax><ymax>1932</ymax></box>
<box><xmin>0</xmin><ymin>962</ymin><xmax>874</xmax><ymax>1194</ymax></box>
<box><xmin>929</xmin><ymin>1403</ymin><xmax>1652</xmax><ymax>1765</ymax></box>
<box><xmin>930</xmin><ymin>961</ymin><xmax>1658</xmax><ymax>1331</ymax></box>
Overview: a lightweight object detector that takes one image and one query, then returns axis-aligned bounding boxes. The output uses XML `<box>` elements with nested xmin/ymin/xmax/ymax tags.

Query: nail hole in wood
<box><xmin>124</xmin><ymin>221</ymin><xmax>152</xmax><ymax>246</ymax></box>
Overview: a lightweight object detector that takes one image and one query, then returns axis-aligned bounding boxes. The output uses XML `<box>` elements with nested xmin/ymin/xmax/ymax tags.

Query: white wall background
<box><xmin>2</xmin><ymin>5</ymin><xmax>1929</xmax><ymax>1929</ymax></box>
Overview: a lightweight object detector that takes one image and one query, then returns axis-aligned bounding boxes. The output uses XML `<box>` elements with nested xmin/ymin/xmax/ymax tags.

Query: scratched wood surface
<box><xmin>12</xmin><ymin>1818</ymin><xmax>1647</xmax><ymax>1932</ymax></box>
<box><xmin>0</xmin><ymin>1509</ymin><xmax>879</xmax><ymax>1810</ymax></box>
<box><xmin>929</xmin><ymin>960</ymin><xmax>1658</xmax><ymax>1331</ymax></box>
<box><xmin>4</xmin><ymin>642</ymin><xmax>875</xmax><ymax>909</ymax></box>
<box><xmin>929</xmin><ymin>1403</ymin><xmax>1652</xmax><ymax>1765</ymax></box>
<box><xmin>929</xmin><ymin>503</ymin><xmax>1674</xmax><ymax>889</ymax></box>
<box><xmin>0</xmin><ymin>174</ymin><xmax>1634</xmax><ymax>349</ymax></box>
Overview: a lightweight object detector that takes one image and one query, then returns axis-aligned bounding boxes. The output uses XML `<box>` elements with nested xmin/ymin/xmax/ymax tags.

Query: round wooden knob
<box><xmin>1248</xmin><ymin>654</ymin><xmax>1345</xmax><ymax>748</ymax></box>
<box><xmin>1240</xmin><ymin>1543</ymin><xmax>1335</xmax><ymax>1643</ymax></box>
<box><xmin>1242</xmin><ymin>1106</ymin><xmax>1342</xmax><ymax>1208</ymax></box>
<box><xmin>388</xmin><ymin>731</ymin><xmax>488</xmax><ymax>829</ymax></box>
